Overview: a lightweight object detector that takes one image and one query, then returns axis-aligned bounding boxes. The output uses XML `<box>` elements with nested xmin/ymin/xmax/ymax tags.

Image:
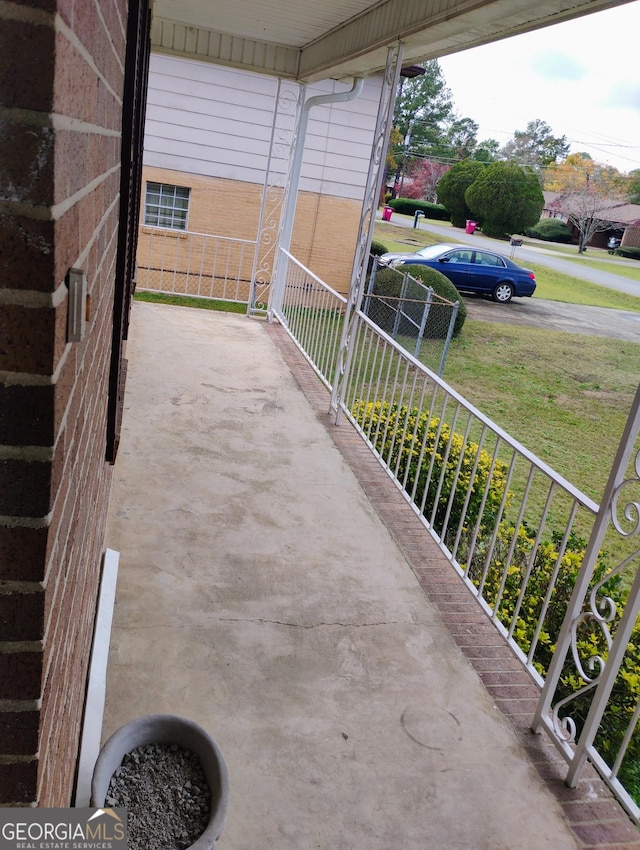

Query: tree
<box><xmin>545</xmin><ymin>153</ymin><xmax>627</xmax><ymax>198</ymax></box>
<box><xmin>385</xmin><ymin>126</ymin><xmax>403</xmax><ymax>175</ymax></box>
<box><xmin>473</xmin><ymin>138</ymin><xmax>501</xmax><ymax>162</ymax></box>
<box><xmin>625</xmin><ymin>169</ymin><xmax>640</xmax><ymax>204</ymax></box>
<box><xmin>401</xmin><ymin>159</ymin><xmax>450</xmax><ymax>202</ymax></box>
<box><xmin>500</xmin><ymin>119</ymin><xmax>569</xmax><ymax>169</ymax></box>
<box><xmin>440</xmin><ymin>115</ymin><xmax>479</xmax><ymax>161</ymax></box>
<box><xmin>549</xmin><ymin>188</ymin><xmax>620</xmax><ymax>253</ymax></box>
<box><xmin>392</xmin><ymin>61</ymin><xmax>455</xmax><ymax>180</ymax></box>
<box><xmin>436</xmin><ymin>159</ymin><xmax>485</xmax><ymax>227</ymax></box>
<box><xmin>465</xmin><ymin>161</ymin><xmax>544</xmax><ymax>237</ymax></box>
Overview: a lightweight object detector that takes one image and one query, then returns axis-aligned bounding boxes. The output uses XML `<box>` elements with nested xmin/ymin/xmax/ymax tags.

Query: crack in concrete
<box><xmin>217</xmin><ymin>616</ymin><xmax>403</xmax><ymax>629</ymax></box>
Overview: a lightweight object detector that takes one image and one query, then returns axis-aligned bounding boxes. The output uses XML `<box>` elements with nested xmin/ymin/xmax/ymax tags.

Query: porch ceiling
<box><xmin>151</xmin><ymin>0</ymin><xmax>633</xmax><ymax>82</ymax></box>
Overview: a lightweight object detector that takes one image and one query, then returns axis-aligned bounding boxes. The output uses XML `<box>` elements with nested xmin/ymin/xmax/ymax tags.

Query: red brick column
<box><xmin>0</xmin><ymin>0</ymin><xmax>127</xmax><ymax>805</ymax></box>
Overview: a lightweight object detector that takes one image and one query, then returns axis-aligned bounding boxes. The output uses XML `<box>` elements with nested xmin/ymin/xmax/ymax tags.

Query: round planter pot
<box><xmin>91</xmin><ymin>714</ymin><xmax>229</xmax><ymax>849</ymax></box>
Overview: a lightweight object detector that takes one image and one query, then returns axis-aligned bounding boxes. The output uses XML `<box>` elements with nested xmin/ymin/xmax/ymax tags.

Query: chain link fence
<box><xmin>362</xmin><ymin>260</ymin><xmax>460</xmax><ymax>375</ymax></box>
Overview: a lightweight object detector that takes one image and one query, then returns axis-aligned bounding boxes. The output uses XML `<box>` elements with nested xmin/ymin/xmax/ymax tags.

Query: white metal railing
<box><xmin>272</xmin><ymin>247</ymin><xmax>640</xmax><ymax>823</ymax></box>
<box><xmin>136</xmin><ymin>226</ymin><xmax>257</xmax><ymax>303</ymax></box>
<box><xmin>271</xmin><ymin>250</ymin><xmax>347</xmax><ymax>390</ymax></box>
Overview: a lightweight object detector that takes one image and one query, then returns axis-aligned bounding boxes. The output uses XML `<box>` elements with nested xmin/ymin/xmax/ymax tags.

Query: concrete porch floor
<box><xmin>100</xmin><ymin>301</ymin><xmax>637</xmax><ymax>849</ymax></box>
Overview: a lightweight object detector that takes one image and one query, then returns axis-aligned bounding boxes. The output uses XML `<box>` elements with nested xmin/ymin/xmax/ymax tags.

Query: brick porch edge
<box><xmin>266</xmin><ymin>320</ymin><xmax>640</xmax><ymax>850</ymax></box>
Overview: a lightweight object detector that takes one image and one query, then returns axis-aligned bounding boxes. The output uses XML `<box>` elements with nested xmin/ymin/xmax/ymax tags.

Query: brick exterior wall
<box><xmin>139</xmin><ymin>166</ymin><xmax>362</xmax><ymax>295</ymax></box>
<box><xmin>621</xmin><ymin>225</ymin><xmax>640</xmax><ymax>248</ymax></box>
<box><xmin>0</xmin><ymin>1</ymin><xmax>127</xmax><ymax>804</ymax></box>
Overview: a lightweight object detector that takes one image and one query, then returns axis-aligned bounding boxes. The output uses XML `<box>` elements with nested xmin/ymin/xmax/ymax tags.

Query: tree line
<box><xmin>387</xmin><ymin>61</ymin><xmax>640</xmax><ymax>250</ymax></box>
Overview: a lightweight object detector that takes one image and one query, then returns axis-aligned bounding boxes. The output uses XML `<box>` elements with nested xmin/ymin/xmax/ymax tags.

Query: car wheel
<box><xmin>492</xmin><ymin>282</ymin><xmax>514</xmax><ymax>303</ymax></box>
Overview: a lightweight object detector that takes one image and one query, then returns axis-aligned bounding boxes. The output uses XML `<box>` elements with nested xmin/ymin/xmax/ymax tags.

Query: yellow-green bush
<box><xmin>466</xmin><ymin>519</ymin><xmax>640</xmax><ymax>803</ymax></box>
<box><xmin>352</xmin><ymin>399</ymin><xmax>509</xmax><ymax>543</ymax></box>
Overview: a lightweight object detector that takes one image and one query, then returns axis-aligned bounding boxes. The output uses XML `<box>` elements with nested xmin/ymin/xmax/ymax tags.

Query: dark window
<box><xmin>475</xmin><ymin>251</ymin><xmax>505</xmax><ymax>267</ymax></box>
<box><xmin>144</xmin><ymin>182</ymin><xmax>190</xmax><ymax>230</ymax></box>
<box><xmin>106</xmin><ymin>0</ymin><xmax>151</xmax><ymax>463</ymax></box>
<box><xmin>448</xmin><ymin>250</ymin><xmax>473</xmax><ymax>264</ymax></box>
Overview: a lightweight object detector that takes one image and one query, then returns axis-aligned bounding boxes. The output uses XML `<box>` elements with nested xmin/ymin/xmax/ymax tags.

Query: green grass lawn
<box><xmin>374</xmin><ymin>219</ymin><xmax>640</xmax><ymax>500</ymax></box>
<box><xmin>134</xmin><ymin>290</ymin><xmax>247</xmax><ymax>313</ymax></box>
<box><xmin>445</xmin><ymin>319</ymin><xmax>640</xmax><ymax>503</ymax></box>
<box><xmin>547</xmin><ymin>252</ymin><xmax>640</xmax><ymax>282</ymax></box>
<box><xmin>526</xmin><ymin>262</ymin><xmax>640</xmax><ymax>310</ymax></box>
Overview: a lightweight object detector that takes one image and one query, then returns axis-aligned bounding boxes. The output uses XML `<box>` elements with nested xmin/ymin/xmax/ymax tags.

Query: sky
<box><xmin>438</xmin><ymin>0</ymin><xmax>640</xmax><ymax>174</ymax></box>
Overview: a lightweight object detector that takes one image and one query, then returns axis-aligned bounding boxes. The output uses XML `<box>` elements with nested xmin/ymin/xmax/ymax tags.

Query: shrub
<box><xmin>402</xmin><ymin>264</ymin><xmax>467</xmax><ymax>337</ymax></box>
<box><xmin>436</xmin><ymin>159</ymin><xmax>486</xmax><ymax>228</ymax></box>
<box><xmin>367</xmin><ymin>240</ymin><xmax>389</xmax><ymax>276</ymax></box>
<box><xmin>525</xmin><ymin>218</ymin><xmax>573</xmax><ymax>243</ymax></box>
<box><xmin>464</xmin><ymin>517</ymin><xmax>640</xmax><ymax>804</ymax></box>
<box><xmin>352</xmin><ymin>401</ymin><xmax>510</xmax><ymax>541</ymax></box>
<box><xmin>465</xmin><ymin>162</ymin><xmax>544</xmax><ymax>238</ymax></box>
<box><xmin>352</xmin><ymin>395</ymin><xmax>640</xmax><ymax>803</ymax></box>
<box><xmin>370</xmin><ymin>239</ymin><xmax>388</xmax><ymax>257</ymax></box>
<box><xmin>615</xmin><ymin>246</ymin><xmax>640</xmax><ymax>261</ymax></box>
<box><xmin>369</xmin><ymin>265</ymin><xmax>465</xmax><ymax>340</ymax></box>
<box><xmin>388</xmin><ymin>198</ymin><xmax>450</xmax><ymax>221</ymax></box>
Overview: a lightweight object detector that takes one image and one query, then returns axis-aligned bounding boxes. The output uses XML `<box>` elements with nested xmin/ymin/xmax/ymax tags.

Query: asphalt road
<box><xmin>462</xmin><ymin>295</ymin><xmax>640</xmax><ymax>341</ymax></box>
<box><xmin>379</xmin><ymin>213</ymin><xmax>640</xmax><ymax>341</ymax></box>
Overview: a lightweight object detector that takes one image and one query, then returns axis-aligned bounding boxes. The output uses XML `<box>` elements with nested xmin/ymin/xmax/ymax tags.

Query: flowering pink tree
<box><xmin>401</xmin><ymin>159</ymin><xmax>450</xmax><ymax>202</ymax></box>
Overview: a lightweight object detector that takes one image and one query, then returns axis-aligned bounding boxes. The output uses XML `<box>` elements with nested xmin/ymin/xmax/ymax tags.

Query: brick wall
<box><xmin>0</xmin><ymin>0</ymin><xmax>127</xmax><ymax>804</ymax></box>
<box><xmin>621</xmin><ymin>225</ymin><xmax>640</xmax><ymax>248</ymax></box>
<box><xmin>139</xmin><ymin>166</ymin><xmax>362</xmax><ymax>296</ymax></box>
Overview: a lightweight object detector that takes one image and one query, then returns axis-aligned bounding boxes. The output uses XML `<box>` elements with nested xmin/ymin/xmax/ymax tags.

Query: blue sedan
<box><xmin>379</xmin><ymin>243</ymin><xmax>536</xmax><ymax>303</ymax></box>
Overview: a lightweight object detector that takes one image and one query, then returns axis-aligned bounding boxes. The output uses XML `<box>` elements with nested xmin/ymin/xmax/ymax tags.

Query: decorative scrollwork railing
<box><xmin>534</xmin><ymin>392</ymin><xmax>640</xmax><ymax>823</ymax></box>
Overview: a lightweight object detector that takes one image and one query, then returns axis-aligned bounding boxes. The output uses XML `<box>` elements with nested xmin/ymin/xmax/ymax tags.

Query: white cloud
<box><xmin>531</xmin><ymin>51</ymin><xmax>587</xmax><ymax>82</ymax></box>
<box><xmin>438</xmin><ymin>1</ymin><xmax>640</xmax><ymax>173</ymax></box>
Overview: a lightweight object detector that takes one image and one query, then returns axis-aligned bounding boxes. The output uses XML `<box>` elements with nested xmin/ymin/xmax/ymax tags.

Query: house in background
<box><xmin>542</xmin><ymin>191</ymin><xmax>640</xmax><ymax>249</ymax></box>
<box><xmin>139</xmin><ymin>55</ymin><xmax>383</xmax><ymax>298</ymax></box>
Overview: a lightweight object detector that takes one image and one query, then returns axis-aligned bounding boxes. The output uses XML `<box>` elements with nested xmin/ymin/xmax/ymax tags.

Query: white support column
<box><xmin>329</xmin><ymin>43</ymin><xmax>404</xmax><ymax>420</ymax></box>
<box><xmin>248</xmin><ymin>79</ymin><xmax>303</xmax><ymax>317</ymax></box>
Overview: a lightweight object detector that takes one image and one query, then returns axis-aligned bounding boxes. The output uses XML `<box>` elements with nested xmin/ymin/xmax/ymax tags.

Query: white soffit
<box><xmin>151</xmin><ymin>0</ymin><xmax>634</xmax><ymax>81</ymax></box>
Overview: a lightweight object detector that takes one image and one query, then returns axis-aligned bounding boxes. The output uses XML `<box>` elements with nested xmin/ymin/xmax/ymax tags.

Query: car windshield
<box><xmin>416</xmin><ymin>245</ymin><xmax>453</xmax><ymax>259</ymax></box>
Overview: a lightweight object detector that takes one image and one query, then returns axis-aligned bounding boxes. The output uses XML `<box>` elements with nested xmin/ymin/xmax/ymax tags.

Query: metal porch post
<box><xmin>248</xmin><ymin>79</ymin><xmax>303</xmax><ymax>318</ymax></box>
<box><xmin>329</xmin><ymin>43</ymin><xmax>403</xmax><ymax>421</ymax></box>
<box><xmin>533</xmin><ymin>383</ymin><xmax>640</xmax><ymax>786</ymax></box>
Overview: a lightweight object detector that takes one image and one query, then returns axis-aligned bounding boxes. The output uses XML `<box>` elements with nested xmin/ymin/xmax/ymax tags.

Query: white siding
<box><xmin>144</xmin><ymin>54</ymin><xmax>381</xmax><ymax>199</ymax></box>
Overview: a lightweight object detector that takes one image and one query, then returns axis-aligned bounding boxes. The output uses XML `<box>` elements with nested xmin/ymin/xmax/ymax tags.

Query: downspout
<box><xmin>277</xmin><ymin>77</ymin><xmax>365</xmax><ymax>260</ymax></box>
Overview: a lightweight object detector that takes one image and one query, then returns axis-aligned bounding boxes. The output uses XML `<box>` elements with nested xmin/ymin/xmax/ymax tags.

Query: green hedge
<box><xmin>387</xmin><ymin>198</ymin><xmax>451</xmax><ymax>221</ymax></box>
<box><xmin>524</xmin><ymin>218</ymin><xmax>573</xmax><ymax>243</ymax></box>
<box><xmin>370</xmin><ymin>239</ymin><xmax>388</xmax><ymax>257</ymax></box>
<box><xmin>466</xmin><ymin>519</ymin><xmax>640</xmax><ymax>802</ymax></box>
<box><xmin>402</xmin><ymin>265</ymin><xmax>467</xmax><ymax>337</ymax></box>
<box><xmin>615</xmin><ymin>246</ymin><xmax>640</xmax><ymax>261</ymax></box>
<box><xmin>352</xmin><ymin>401</ymin><xmax>508</xmax><ymax>543</ymax></box>
<box><xmin>372</xmin><ymin>265</ymin><xmax>466</xmax><ymax>338</ymax></box>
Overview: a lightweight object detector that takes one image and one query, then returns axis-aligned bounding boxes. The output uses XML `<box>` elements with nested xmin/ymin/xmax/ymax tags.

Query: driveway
<box><xmin>378</xmin><ymin>212</ymin><xmax>640</xmax><ymax>341</ymax></box>
<box><xmin>462</xmin><ymin>295</ymin><xmax>640</xmax><ymax>341</ymax></box>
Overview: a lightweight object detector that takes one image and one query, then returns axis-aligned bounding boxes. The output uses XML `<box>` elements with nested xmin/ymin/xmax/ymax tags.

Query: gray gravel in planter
<box><xmin>106</xmin><ymin>742</ymin><xmax>211</xmax><ymax>850</ymax></box>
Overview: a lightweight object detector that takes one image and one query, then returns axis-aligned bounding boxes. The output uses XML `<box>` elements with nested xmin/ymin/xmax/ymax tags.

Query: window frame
<box><xmin>143</xmin><ymin>181</ymin><xmax>191</xmax><ymax>231</ymax></box>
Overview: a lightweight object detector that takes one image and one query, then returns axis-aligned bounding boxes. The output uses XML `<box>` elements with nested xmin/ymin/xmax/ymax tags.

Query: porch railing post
<box><xmin>330</xmin><ymin>43</ymin><xmax>403</xmax><ymax>421</ymax></box>
<box><xmin>249</xmin><ymin>78</ymin><xmax>303</xmax><ymax>318</ymax></box>
<box><xmin>437</xmin><ymin>300</ymin><xmax>458</xmax><ymax>377</ymax></box>
<box><xmin>533</xmin><ymin>383</ymin><xmax>640</xmax><ymax>786</ymax></box>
